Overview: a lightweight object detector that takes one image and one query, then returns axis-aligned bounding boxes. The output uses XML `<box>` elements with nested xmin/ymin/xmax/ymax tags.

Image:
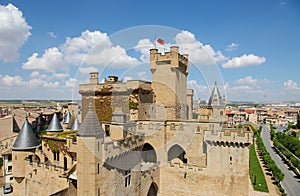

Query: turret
<box><xmin>47</xmin><ymin>113</ymin><xmax>64</xmax><ymax>132</ymax></box>
<box><xmin>12</xmin><ymin>115</ymin><xmax>40</xmax><ymax>179</ymax></box>
<box><xmin>150</xmin><ymin>46</ymin><xmax>189</xmax><ymax>120</ymax></box>
<box><xmin>62</xmin><ymin>111</ymin><xmax>71</xmax><ymax>124</ymax></box>
<box><xmin>77</xmin><ymin>103</ymin><xmax>104</xmax><ymax>195</ymax></box>
<box><xmin>71</xmin><ymin>115</ymin><xmax>80</xmax><ymax>131</ymax></box>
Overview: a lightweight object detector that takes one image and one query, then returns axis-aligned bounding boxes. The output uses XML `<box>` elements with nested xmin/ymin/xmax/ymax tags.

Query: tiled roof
<box><xmin>12</xmin><ymin>116</ymin><xmax>40</xmax><ymax>150</ymax></box>
<box><xmin>71</xmin><ymin>116</ymin><xmax>80</xmax><ymax>131</ymax></box>
<box><xmin>77</xmin><ymin>104</ymin><xmax>104</xmax><ymax>137</ymax></box>
<box><xmin>62</xmin><ymin>111</ymin><xmax>71</xmax><ymax>124</ymax></box>
<box><xmin>47</xmin><ymin>113</ymin><xmax>64</xmax><ymax>132</ymax></box>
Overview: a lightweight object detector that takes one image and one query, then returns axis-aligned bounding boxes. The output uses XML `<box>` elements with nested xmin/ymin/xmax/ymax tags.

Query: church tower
<box><xmin>77</xmin><ymin>104</ymin><xmax>104</xmax><ymax>195</ymax></box>
<box><xmin>150</xmin><ymin>46</ymin><xmax>189</xmax><ymax>120</ymax></box>
<box><xmin>207</xmin><ymin>82</ymin><xmax>226</xmax><ymax>122</ymax></box>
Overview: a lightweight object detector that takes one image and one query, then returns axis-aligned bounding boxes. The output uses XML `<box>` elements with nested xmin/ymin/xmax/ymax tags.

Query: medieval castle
<box><xmin>10</xmin><ymin>46</ymin><xmax>252</xmax><ymax>195</ymax></box>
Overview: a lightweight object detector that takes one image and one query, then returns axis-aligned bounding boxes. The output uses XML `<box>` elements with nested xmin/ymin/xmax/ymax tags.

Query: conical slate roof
<box><xmin>12</xmin><ymin>116</ymin><xmax>40</xmax><ymax>150</ymax></box>
<box><xmin>208</xmin><ymin>82</ymin><xmax>224</xmax><ymax>106</ymax></box>
<box><xmin>47</xmin><ymin>113</ymin><xmax>64</xmax><ymax>132</ymax></box>
<box><xmin>62</xmin><ymin>111</ymin><xmax>71</xmax><ymax>124</ymax></box>
<box><xmin>71</xmin><ymin>116</ymin><xmax>80</xmax><ymax>131</ymax></box>
<box><xmin>77</xmin><ymin>104</ymin><xmax>104</xmax><ymax>137</ymax></box>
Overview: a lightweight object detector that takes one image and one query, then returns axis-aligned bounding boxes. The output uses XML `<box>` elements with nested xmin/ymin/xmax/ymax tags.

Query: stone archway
<box><xmin>167</xmin><ymin>144</ymin><xmax>187</xmax><ymax>163</ymax></box>
<box><xmin>141</xmin><ymin>143</ymin><xmax>157</xmax><ymax>163</ymax></box>
<box><xmin>147</xmin><ymin>182</ymin><xmax>158</xmax><ymax>196</ymax></box>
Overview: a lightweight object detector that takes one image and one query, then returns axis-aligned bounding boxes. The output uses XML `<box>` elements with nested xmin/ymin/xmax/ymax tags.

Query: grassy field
<box><xmin>249</xmin><ymin>144</ymin><xmax>269</xmax><ymax>192</ymax></box>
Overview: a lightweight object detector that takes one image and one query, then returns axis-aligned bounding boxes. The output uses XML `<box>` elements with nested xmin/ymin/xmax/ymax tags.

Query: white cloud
<box><xmin>123</xmin><ymin>76</ymin><xmax>133</xmax><ymax>82</ymax></box>
<box><xmin>283</xmin><ymin>80</ymin><xmax>300</xmax><ymax>90</ymax></box>
<box><xmin>226</xmin><ymin>43</ymin><xmax>239</xmax><ymax>51</ymax></box>
<box><xmin>22</xmin><ymin>30</ymin><xmax>140</xmax><ymax>72</ymax></box>
<box><xmin>222</xmin><ymin>54</ymin><xmax>266</xmax><ymax>68</ymax></box>
<box><xmin>235</xmin><ymin>76</ymin><xmax>257</xmax><ymax>85</ymax></box>
<box><xmin>26</xmin><ymin>78</ymin><xmax>60</xmax><ymax>88</ymax></box>
<box><xmin>175</xmin><ymin>31</ymin><xmax>228</xmax><ymax>65</ymax></box>
<box><xmin>78</xmin><ymin>66</ymin><xmax>98</xmax><ymax>74</ymax></box>
<box><xmin>0</xmin><ymin>74</ymin><xmax>25</xmax><ymax>86</ymax></box>
<box><xmin>134</xmin><ymin>39</ymin><xmax>155</xmax><ymax>62</ymax></box>
<box><xmin>48</xmin><ymin>32</ymin><xmax>56</xmax><ymax>38</ymax></box>
<box><xmin>22</xmin><ymin>47</ymin><xmax>64</xmax><ymax>71</ymax></box>
<box><xmin>0</xmin><ymin>3</ymin><xmax>31</xmax><ymax>62</ymax></box>
<box><xmin>51</xmin><ymin>72</ymin><xmax>69</xmax><ymax>79</ymax></box>
<box><xmin>134</xmin><ymin>31</ymin><xmax>228</xmax><ymax>66</ymax></box>
<box><xmin>187</xmin><ymin>80</ymin><xmax>209</xmax><ymax>99</ymax></box>
<box><xmin>30</xmin><ymin>71</ymin><xmax>47</xmax><ymax>79</ymax></box>
<box><xmin>65</xmin><ymin>78</ymin><xmax>77</xmax><ymax>88</ymax></box>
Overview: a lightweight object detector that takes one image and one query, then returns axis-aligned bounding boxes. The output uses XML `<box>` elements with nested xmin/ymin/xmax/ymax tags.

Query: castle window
<box><xmin>15</xmin><ymin>155</ymin><xmax>17</xmax><ymax>160</ymax></box>
<box><xmin>220</xmin><ymin>111</ymin><xmax>223</xmax><ymax>116</ymax></box>
<box><xmin>230</xmin><ymin>156</ymin><xmax>232</xmax><ymax>165</ymax></box>
<box><xmin>125</xmin><ymin>170</ymin><xmax>131</xmax><ymax>187</ymax></box>
<box><xmin>98</xmin><ymin>163</ymin><xmax>100</xmax><ymax>174</ymax></box>
<box><xmin>105</xmin><ymin>125</ymin><xmax>110</xmax><ymax>137</ymax></box>
<box><xmin>53</xmin><ymin>152</ymin><xmax>56</xmax><ymax>161</ymax></box>
<box><xmin>8</xmin><ymin>166</ymin><xmax>12</xmax><ymax>172</ymax></box>
<box><xmin>57</xmin><ymin>152</ymin><xmax>60</xmax><ymax>161</ymax></box>
<box><xmin>98</xmin><ymin>189</ymin><xmax>100</xmax><ymax>196</ymax></box>
<box><xmin>98</xmin><ymin>141</ymin><xmax>100</xmax><ymax>151</ymax></box>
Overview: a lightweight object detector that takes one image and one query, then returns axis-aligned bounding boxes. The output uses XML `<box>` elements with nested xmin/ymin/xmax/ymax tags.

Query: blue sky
<box><xmin>0</xmin><ymin>0</ymin><xmax>299</xmax><ymax>102</ymax></box>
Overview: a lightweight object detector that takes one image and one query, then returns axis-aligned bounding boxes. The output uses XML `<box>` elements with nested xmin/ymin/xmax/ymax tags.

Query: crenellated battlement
<box><xmin>150</xmin><ymin>46</ymin><xmax>188</xmax><ymax>75</ymax></box>
<box><xmin>204</xmin><ymin>128</ymin><xmax>252</xmax><ymax>147</ymax></box>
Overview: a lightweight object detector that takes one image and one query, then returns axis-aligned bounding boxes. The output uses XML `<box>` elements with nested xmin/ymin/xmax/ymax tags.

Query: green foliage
<box><xmin>273</xmin><ymin>134</ymin><xmax>300</xmax><ymax>172</ymax></box>
<box><xmin>249</xmin><ymin>144</ymin><xmax>269</xmax><ymax>192</ymax></box>
<box><xmin>276</xmin><ymin>132</ymin><xmax>300</xmax><ymax>158</ymax></box>
<box><xmin>270</xmin><ymin>124</ymin><xmax>276</xmax><ymax>141</ymax></box>
<box><xmin>250</xmin><ymin>126</ymin><xmax>285</xmax><ymax>186</ymax></box>
<box><xmin>129</xmin><ymin>101</ymin><xmax>138</xmax><ymax>109</ymax></box>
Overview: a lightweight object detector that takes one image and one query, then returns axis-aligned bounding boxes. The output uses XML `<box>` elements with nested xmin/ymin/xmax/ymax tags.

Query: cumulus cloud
<box><xmin>222</xmin><ymin>54</ymin><xmax>266</xmax><ymax>68</ymax></box>
<box><xmin>226</xmin><ymin>43</ymin><xmax>239</xmax><ymax>51</ymax></box>
<box><xmin>134</xmin><ymin>30</ymin><xmax>228</xmax><ymax>66</ymax></box>
<box><xmin>187</xmin><ymin>80</ymin><xmax>209</xmax><ymax>99</ymax></box>
<box><xmin>175</xmin><ymin>31</ymin><xmax>228</xmax><ymax>65</ymax></box>
<box><xmin>78</xmin><ymin>66</ymin><xmax>98</xmax><ymax>74</ymax></box>
<box><xmin>0</xmin><ymin>73</ymin><xmax>61</xmax><ymax>88</ymax></box>
<box><xmin>0</xmin><ymin>74</ymin><xmax>25</xmax><ymax>86</ymax></box>
<box><xmin>23</xmin><ymin>30</ymin><xmax>140</xmax><ymax>72</ymax></box>
<box><xmin>26</xmin><ymin>78</ymin><xmax>60</xmax><ymax>88</ymax></box>
<box><xmin>134</xmin><ymin>39</ymin><xmax>155</xmax><ymax>62</ymax></box>
<box><xmin>65</xmin><ymin>78</ymin><xmax>77</xmax><ymax>88</ymax></box>
<box><xmin>235</xmin><ymin>76</ymin><xmax>257</xmax><ymax>85</ymax></box>
<box><xmin>283</xmin><ymin>80</ymin><xmax>300</xmax><ymax>90</ymax></box>
<box><xmin>23</xmin><ymin>47</ymin><xmax>64</xmax><ymax>71</ymax></box>
<box><xmin>0</xmin><ymin>3</ymin><xmax>31</xmax><ymax>62</ymax></box>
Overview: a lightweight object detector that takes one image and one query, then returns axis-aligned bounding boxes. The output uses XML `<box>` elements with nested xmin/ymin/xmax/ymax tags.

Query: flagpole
<box><xmin>154</xmin><ymin>34</ymin><xmax>157</xmax><ymax>49</ymax></box>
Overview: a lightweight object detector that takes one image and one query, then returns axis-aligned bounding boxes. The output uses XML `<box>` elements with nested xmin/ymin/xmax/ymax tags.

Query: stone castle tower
<box><xmin>77</xmin><ymin>104</ymin><xmax>104</xmax><ymax>195</ymax></box>
<box><xmin>11</xmin><ymin>116</ymin><xmax>41</xmax><ymax>195</ymax></box>
<box><xmin>150</xmin><ymin>46</ymin><xmax>190</xmax><ymax>120</ymax></box>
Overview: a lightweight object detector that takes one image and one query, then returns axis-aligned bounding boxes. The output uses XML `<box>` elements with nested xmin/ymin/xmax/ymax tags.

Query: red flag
<box><xmin>156</xmin><ymin>38</ymin><xmax>164</xmax><ymax>45</ymax></box>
